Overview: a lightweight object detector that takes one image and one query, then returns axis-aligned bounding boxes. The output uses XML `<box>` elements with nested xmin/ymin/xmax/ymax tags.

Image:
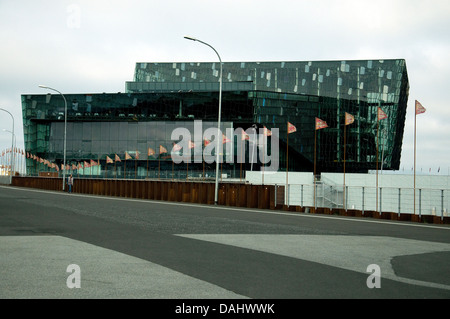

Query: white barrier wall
<box><xmin>321</xmin><ymin>173</ymin><xmax>450</xmax><ymax>189</ymax></box>
<box><xmin>246</xmin><ymin>171</ymin><xmax>315</xmax><ymax>207</ymax></box>
<box><xmin>0</xmin><ymin>176</ymin><xmax>11</xmax><ymax>185</ymax></box>
<box><xmin>322</xmin><ymin>173</ymin><xmax>450</xmax><ymax>215</ymax></box>
<box><xmin>246</xmin><ymin>171</ymin><xmax>313</xmax><ymax>185</ymax></box>
<box><xmin>246</xmin><ymin>171</ymin><xmax>450</xmax><ymax>215</ymax></box>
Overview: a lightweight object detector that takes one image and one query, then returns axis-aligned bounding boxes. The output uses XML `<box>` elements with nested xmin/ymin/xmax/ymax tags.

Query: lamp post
<box><xmin>39</xmin><ymin>85</ymin><xmax>67</xmax><ymax>191</ymax></box>
<box><xmin>184</xmin><ymin>36</ymin><xmax>223</xmax><ymax>205</ymax></box>
<box><xmin>3</xmin><ymin>129</ymin><xmax>16</xmax><ymax>174</ymax></box>
<box><xmin>0</xmin><ymin>108</ymin><xmax>14</xmax><ymax>182</ymax></box>
<box><xmin>250</xmin><ymin>124</ymin><xmax>257</xmax><ymax>171</ymax></box>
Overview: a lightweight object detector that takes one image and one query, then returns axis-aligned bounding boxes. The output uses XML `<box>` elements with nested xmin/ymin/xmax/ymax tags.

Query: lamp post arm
<box><xmin>39</xmin><ymin>85</ymin><xmax>68</xmax><ymax>190</ymax></box>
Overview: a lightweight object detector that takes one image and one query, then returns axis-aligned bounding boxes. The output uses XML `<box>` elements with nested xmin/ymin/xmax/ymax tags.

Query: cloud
<box><xmin>0</xmin><ymin>0</ymin><xmax>449</xmax><ymax>172</ymax></box>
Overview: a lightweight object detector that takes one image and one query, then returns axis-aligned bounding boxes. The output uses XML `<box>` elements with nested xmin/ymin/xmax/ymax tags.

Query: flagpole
<box><xmin>314</xmin><ymin>126</ymin><xmax>317</xmax><ymax>210</ymax></box>
<box><xmin>414</xmin><ymin>103</ymin><xmax>417</xmax><ymax>216</ymax></box>
<box><xmin>286</xmin><ymin>122</ymin><xmax>289</xmax><ymax>206</ymax></box>
<box><xmin>262</xmin><ymin>134</ymin><xmax>265</xmax><ymax>186</ymax></box>
<box><xmin>343</xmin><ymin>122</ymin><xmax>347</xmax><ymax>211</ymax></box>
<box><xmin>158</xmin><ymin>148</ymin><xmax>161</xmax><ymax>180</ymax></box>
<box><xmin>203</xmin><ymin>139</ymin><xmax>208</xmax><ymax>180</ymax></box>
<box><xmin>147</xmin><ymin>151</ymin><xmax>149</xmax><ymax>179</ymax></box>
<box><xmin>376</xmin><ymin>116</ymin><xmax>379</xmax><ymax>213</ymax></box>
<box><xmin>18</xmin><ymin>150</ymin><xmax>21</xmax><ymax>175</ymax></box>
<box><xmin>262</xmin><ymin>138</ymin><xmax>264</xmax><ymax>186</ymax></box>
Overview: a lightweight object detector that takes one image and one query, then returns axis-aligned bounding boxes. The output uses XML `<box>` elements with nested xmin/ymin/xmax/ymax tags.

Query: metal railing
<box><xmin>281</xmin><ymin>183</ymin><xmax>449</xmax><ymax>218</ymax></box>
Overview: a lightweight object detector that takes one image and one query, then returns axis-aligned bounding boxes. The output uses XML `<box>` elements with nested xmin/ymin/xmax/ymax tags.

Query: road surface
<box><xmin>1</xmin><ymin>185</ymin><xmax>449</xmax><ymax>303</ymax></box>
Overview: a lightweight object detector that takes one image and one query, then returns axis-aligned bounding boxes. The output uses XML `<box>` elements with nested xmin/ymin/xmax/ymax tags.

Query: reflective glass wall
<box><xmin>22</xmin><ymin>59</ymin><xmax>409</xmax><ymax>176</ymax></box>
<box><xmin>22</xmin><ymin>92</ymin><xmax>242</xmax><ymax>177</ymax></box>
<box><xmin>132</xmin><ymin>60</ymin><xmax>409</xmax><ymax>173</ymax></box>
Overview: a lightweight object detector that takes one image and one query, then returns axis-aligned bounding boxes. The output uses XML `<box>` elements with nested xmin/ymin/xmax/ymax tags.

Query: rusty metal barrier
<box><xmin>10</xmin><ymin>176</ymin><xmax>278</xmax><ymax>210</ymax></box>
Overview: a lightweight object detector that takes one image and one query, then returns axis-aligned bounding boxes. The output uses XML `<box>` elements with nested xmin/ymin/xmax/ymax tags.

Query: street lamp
<box><xmin>0</xmin><ymin>108</ymin><xmax>14</xmax><ymax>182</ymax></box>
<box><xmin>184</xmin><ymin>36</ymin><xmax>223</xmax><ymax>205</ymax></box>
<box><xmin>250</xmin><ymin>124</ymin><xmax>258</xmax><ymax>172</ymax></box>
<box><xmin>3</xmin><ymin>129</ymin><xmax>16</xmax><ymax>175</ymax></box>
<box><xmin>39</xmin><ymin>85</ymin><xmax>67</xmax><ymax>191</ymax></box>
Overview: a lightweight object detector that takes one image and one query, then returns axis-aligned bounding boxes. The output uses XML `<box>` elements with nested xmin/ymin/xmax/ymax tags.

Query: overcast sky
<box><xmin>0</xmin><ymin>0</ymin><xmax>449</xmax><ymax>174</ymax></box>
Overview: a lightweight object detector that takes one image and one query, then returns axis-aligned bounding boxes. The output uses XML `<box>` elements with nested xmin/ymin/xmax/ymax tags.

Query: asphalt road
<box><xmin>1</xmin><ymin>185</ymin><xmax>449</xmax><ymax>302</ymax></box>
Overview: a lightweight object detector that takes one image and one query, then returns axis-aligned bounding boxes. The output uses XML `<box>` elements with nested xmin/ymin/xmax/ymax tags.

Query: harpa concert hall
<box><xmin>22</xmin><ymin>59</ymin><xmax>409</xmax><ymax>178</ymax></box>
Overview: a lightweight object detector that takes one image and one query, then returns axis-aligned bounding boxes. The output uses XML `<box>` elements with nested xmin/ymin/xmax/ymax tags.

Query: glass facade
<box><xmin>22</xmin><ymin>59</ymin><xmax>409</xmax><ymax>177</ymax></box>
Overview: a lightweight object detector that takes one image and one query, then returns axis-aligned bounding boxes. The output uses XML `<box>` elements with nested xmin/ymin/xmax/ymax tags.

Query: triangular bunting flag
<box><xmin>172</xmin><ymin>143</ymin><xmax>182</xmax><ymax>152</ymax></box>
<box><xmin>288</xmin><ymin>122</ymin><xmax>297</xmax><ymax>134</ymax></box>
<box><xmin>315</xmin><ymin>117</ymin><xmax>328</xmax><ymax>130</ymax></box>
<box><xmin>415</xmin><ymin>100</ymin><xmax>426</xmax><ymax>115</ymax></box>
<box><xmin>222</xmin><ymin>134</ymin><xmax>231</xmax><ymax>144</ymax></box>
<box><xmin>345</xmin><ymin>112</ymin><xmax>355</xmax><ymax>125</ymax></box>
<box><xmin>378</xmin><ymin>107</ymin><xmax>388</xmax><ymax>120</ymax></box>
<box><xmin>263</xmin><ymin>126</ymin><xmax>272</xmax><ymax>137</ymax></box>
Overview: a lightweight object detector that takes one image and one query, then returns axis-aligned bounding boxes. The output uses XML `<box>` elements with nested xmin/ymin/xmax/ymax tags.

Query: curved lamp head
<box><xmin>2</xmin><ymin>129</ymin><xmax>14</xmax><ymax>135</ymax></box>
<box><xmin>184</xmin><ymin>36</ymin><xmax>197</xmax><ymax>41</ymax></box>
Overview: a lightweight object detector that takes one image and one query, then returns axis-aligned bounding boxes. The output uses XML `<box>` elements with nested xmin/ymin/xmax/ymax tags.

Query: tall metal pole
<box><xmin>376</xmin><ymin>118</ymin><xmax>379</xmax><ymax>213</ymax></box>
<box><xmin>286</xmin><ymin>122</ymin><xmax>289</xmax><ymax>205</ymax></box>
<box><xmin>250</xmin><ymin>124</ymin><xmax>257</xmax><ymax>171</ymax></box>
<box><xmin>39</xmin><ymin>85</ymin><xmax>67</xmax><ymax>191</ymax></box>
<box><xmin>414</xmin><ymin>107</ymin><xmax>417</xmax><ymax>216</ymax></box>
<box><xmin>314</xmin><ymin>128</ymin><xmax>317</xmax><ymax>209</ymax></box>
<box><xmin>343</xmin><ymin>123</ymin><xmax>347</xmax><ymax>210</ymax></box>
<box><xmin>0</xmin><ymin>108</ymin><xmax>14</xmax><ymax>183</ymax></box>
<box><xmin>184</xmin><ymin>36</ymin><xmax>223</xmax><ymax>205</ymax></box>
<box><xmin>3</xmin><ymin>130</ymin><xmax>16</xmax><ymax>178</ymax></box>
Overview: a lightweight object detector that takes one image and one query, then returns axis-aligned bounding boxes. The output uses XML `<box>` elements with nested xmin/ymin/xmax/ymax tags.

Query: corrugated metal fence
<box><xmin>11</xmin><ymin>176</ymin><xmax>280</xmax><ymax>210</ymax></box>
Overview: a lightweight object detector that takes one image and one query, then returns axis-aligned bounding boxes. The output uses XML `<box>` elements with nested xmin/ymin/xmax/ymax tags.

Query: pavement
<box><xmin>1</xmin><ymin>185</ymin><xmax>450</xmax><ymax>301</ymax></box>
